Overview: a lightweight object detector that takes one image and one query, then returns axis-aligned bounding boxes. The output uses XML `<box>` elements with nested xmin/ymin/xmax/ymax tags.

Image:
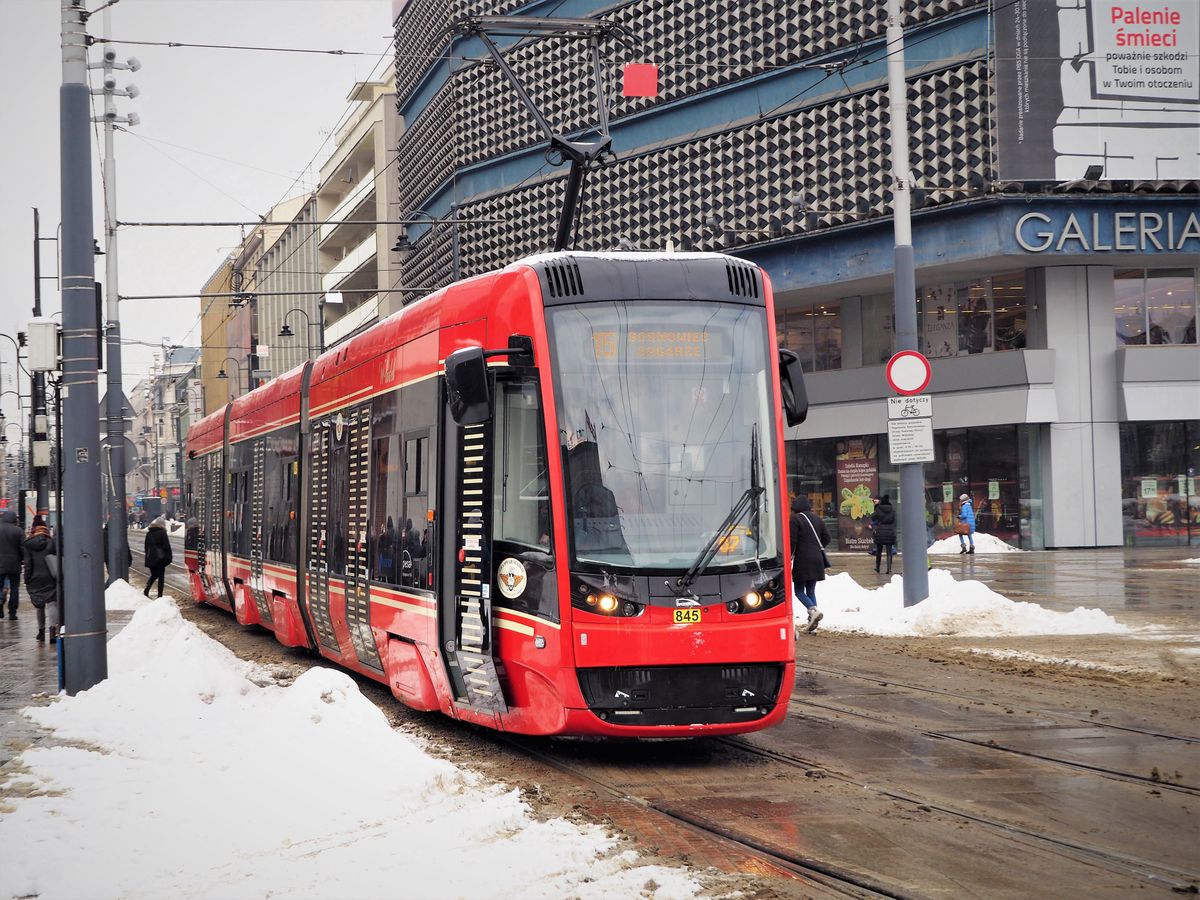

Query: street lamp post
<box><xmin>278</xmin><ymin>305</ymin><xmax>324</xmax><ymax>360</ymax></box>
<box><xmin>216</xmin><ymin>357</ymin><xmax>247</xmax><ymax>398</ymax></box>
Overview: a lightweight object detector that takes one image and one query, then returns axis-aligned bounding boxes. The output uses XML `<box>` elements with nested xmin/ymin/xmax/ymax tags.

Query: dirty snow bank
<box><xmin>0</xmin><ymin>599</ymin><xmax>699</xmax><ymax>900</ymax></box>
<box><xmin>798</xmin><ymin>569</ymin><xmax>1128</xmax><ymax>637</ymax></box>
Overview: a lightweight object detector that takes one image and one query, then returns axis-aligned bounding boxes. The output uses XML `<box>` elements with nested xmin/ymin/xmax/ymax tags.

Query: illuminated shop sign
<box><xmin>1014</xmin><ymin>210</ymin><xmax>1200</xmax><ymax>252</ymax></box>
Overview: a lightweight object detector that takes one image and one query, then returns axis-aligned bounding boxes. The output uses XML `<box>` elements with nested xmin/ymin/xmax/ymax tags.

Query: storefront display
<box><xmin>1120</xmin><ymin>421</ymin><xmax>1199</xmax><ymax>547</ymax></box>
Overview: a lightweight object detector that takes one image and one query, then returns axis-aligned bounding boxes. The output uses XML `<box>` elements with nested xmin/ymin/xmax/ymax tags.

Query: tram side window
<box><xmin>263</xmin><ymin>433</ymin><xmax>298</xmax><ymax>565</ymax></box>
<box><xmin>369</xmin><ymin>434</ymin><xmax>403</xmax><ymax>585</ymax></box>
<box><xmin>494</xmin><ymin>381</ymin><xmax>551</xmax><ymax>551</ymax></box>
<box><xmin>402</xmin><ymin>434</ymin><xmax>430</xmax><ymax>590</ymax></box>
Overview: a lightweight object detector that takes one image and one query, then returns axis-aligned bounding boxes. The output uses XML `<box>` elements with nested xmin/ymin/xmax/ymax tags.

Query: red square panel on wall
<box><xmin>622</xmin><ymin>63</ymin><xmax>659</xmax><ymax>97</ymax></box>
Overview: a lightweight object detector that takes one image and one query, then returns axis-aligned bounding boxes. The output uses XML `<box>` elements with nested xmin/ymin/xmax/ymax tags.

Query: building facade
<box><xmin>389</xmin><ymin>0</ymin><xmax>1199</xmax><ymax>549</ymax></box>
<box><xmin>254</xmin><ymin>194</ymin><xmax>322</xmax><ymax>378</ymax></box>
<box><xmin>317</xmin><ymin>71</ymin><xmax>403</xmax><ymax>348</ymax></box>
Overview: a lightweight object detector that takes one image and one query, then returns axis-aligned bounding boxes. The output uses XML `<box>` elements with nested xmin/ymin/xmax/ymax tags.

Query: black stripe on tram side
<box><xmin>220</xmin><ymin>402</ymin><xmax>235</xmax><ymax>609</ymax></box>
<box><xmin>293</xmin><ymin>360</ymin><xmax>319</xmax><ymax>651</ymax></box>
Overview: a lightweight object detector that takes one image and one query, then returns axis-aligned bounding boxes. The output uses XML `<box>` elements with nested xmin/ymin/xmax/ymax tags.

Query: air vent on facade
<box><xmin>726</xmin><ymin>263</ymin><xmax>760</xmax><ymax>299</ymax></box>
<box><xmin>545</xmin><ymin>261</ymin><xmax>584</xmax><ymax>298</ymax></box>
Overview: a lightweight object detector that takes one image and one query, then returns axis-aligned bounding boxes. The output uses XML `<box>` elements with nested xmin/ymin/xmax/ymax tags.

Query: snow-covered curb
<box><xmin>0</xmin><ymin>599</ymin><xmax>699</xmax><ymax>899</ymax></box>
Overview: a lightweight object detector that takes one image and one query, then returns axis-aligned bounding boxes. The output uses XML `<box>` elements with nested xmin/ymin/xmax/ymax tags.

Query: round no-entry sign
<box><xmin>885</xmin><ymin>350</ymin><xmax>931</xmax><ymax>396</ymax></box>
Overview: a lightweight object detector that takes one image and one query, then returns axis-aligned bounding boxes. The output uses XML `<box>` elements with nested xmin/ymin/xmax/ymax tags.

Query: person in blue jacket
<box><xmin>958</xmin><ymin>493</ymin><xmax>976</xmax><ymax>554</ymax></box>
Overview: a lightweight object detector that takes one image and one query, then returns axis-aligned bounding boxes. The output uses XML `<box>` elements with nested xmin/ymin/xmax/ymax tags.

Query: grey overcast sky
<box><xmin>0</xmin><ymin>0</ymin><xmax>393</xmax><ymax>428</ymax></box>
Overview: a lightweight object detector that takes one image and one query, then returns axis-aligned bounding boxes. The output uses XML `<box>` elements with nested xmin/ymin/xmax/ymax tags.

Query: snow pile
<box><xmin>104</xmin><ymin>578</ymin><xmax>151</xmax><ymax>611</ymax></box>
<box><xmin>1183</xmin><ymin>558</ymin><xmax>1200</xmax><ymax>565</ymax></box>
<box><xmin>0</xmin><ymin>600</ymin><xmax>699</xmax><ymax>900</ymax></box>
<box><xmin>929</xmin><ymin>532</ymin><xmax>1022</xmax><ymax>554</ymax></box>
<box><xmin>797</xmin><ymin>570</ymin><xmax>1128</xmax><ymax>637</ymax></box>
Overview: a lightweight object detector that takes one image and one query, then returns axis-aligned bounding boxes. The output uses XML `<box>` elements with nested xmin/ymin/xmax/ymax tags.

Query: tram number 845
<box><xmin>673</xmin><ymin>609</ymin><xmax>703</xmax><ymax>624</ymax></box>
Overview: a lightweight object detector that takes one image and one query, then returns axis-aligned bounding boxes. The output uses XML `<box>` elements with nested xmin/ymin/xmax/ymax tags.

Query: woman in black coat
<box><xmin>23</xmin><ymin>523</ymin><xmax>58</xmax><ymax>642</ymax></box>
<box><xmin>790</xmin><ymin>495</ymin><xmax>830</xmax><ymax>633</ymax></box>
<box><xmin>144</xmin><ymin>516</ymin><xmax>174</xmax><ymax>598</ymax></box>
<box><xmin>870</xmin><ymin>495</ymin><xmax>897</xmax><ymax>575</ymax></box>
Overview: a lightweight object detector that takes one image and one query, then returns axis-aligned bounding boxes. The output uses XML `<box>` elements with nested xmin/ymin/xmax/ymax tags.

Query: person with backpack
<box><xmin>957</xmin><ymin>493</ymin><xmax>976</xmax><ymax>554</ymax></box>
<box><xmin>144</xmin><ymin>516</ymin><xmax>173</xmax><ymax>598</ymax></box>
<box><xmin>23</xmin><ymin>520</ymin><xmax>58</xmax><ymax>642</ymax></box>
<box><xmin>790</xmin><ymin>495</ymin><xmax>830</xmax><ymax>634</ymax></box>
<box><xmin>870</xmin><ymin>495</ymin><xmax>897</xmax><ymax>575</ymax></box>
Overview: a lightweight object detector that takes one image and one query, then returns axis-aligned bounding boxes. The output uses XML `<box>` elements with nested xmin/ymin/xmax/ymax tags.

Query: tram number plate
<box><xmin>673</xmin><ymin>608</ymin><xmax>702</xmax><ymax>624</ymax></box>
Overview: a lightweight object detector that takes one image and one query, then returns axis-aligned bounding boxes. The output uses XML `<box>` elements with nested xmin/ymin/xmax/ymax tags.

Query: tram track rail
<box><xmin>786</xmin><ymin>696</ymin><xmax>1198</xmax><ymax>796</ymax></box>
<box><xmin>499</xmin><ymin>734</ymin><xmax>906</xmax><ymax>900</ymax></box>
<box><xmin>718</xmin><ymin>735</ymin><xmax>1200</xmax><ymax>892</ymax></box>
<box><xmin>797</xmin><ymin>662</ymin><xmax>1200</xmax><ymax>744</ymax></box>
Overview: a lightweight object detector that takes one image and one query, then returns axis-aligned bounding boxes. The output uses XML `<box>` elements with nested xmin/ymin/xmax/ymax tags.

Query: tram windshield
<box><xmin>547</xmin><ymin>301</ymin><xmax>782</xmax><ymax>571</ymax></box>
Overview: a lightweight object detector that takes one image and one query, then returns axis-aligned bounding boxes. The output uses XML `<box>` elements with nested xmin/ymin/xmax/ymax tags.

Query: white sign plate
<box><xmin>888</xmin><ymin>418</ymin><xmax>935</xmax><ymax>464</ymax></box>
<box><xmin>887</xmin><ymin>395</ymin><xmax>932</xmax><ymax>420</ymax></box>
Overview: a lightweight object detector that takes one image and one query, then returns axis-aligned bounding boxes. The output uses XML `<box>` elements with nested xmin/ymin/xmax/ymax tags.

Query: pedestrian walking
<box><xmin>871</xmin><ymin>495</ymin><xmax>897</xmax><ymax>574</ymax></box>
<box><xmin>957</xmin><ymin>493</ymin><xmax>976</xmax><ymax>554</ymax></box>
<box><xmin>790</xmin><ymin>495</ymin><xmax>830</xmax><ymax>634</ymax></box>
<box><xmin>0</xmin><ymin>509</ymin><xmax>25</xmax><ymax>620</ymax></box>
<box><xmin>143</xmin><ymin>516</ymin><xmax>173</xmax><ymax>598</ymax></box>
<box><xmin>23</xmin><ymin>521</ymin><xmax>58</xmax><ymax>642</ymax></box>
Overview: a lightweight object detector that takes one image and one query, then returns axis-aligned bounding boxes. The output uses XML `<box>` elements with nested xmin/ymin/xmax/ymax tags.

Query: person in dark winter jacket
<box><xmin>23</xmin><ymin>522</ymin><xmax>58</xmax><ymax>642</ymax></box>
<box><xmin>870</xmin><ymin>495</ymin><xmax>898</xmax><ymax>575</ymax></box>
<box><xmin>790</xmin><ymin>495</ymin><xmax>830</xmax><ymax>634</ymax></box>
<box><xmin>0</xmin><ymin>509</ymin><xmax>24</xmax><ymax>619</ymax></box>
<box><xmin>143</xmin><ymin>516</ymin><xmax>174</xmax><ymax>598</ymax></box>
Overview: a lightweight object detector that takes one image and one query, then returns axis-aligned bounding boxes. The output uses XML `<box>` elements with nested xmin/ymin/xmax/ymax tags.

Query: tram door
<box><xmin>248</xmin><ymin>439</ymin><xmax>271</xmax><ymax>624</ymax></box>
<box><xmin>440</xmin><ymin>391</ymin><xmax>507</xmax><ymax>713</ymax></box>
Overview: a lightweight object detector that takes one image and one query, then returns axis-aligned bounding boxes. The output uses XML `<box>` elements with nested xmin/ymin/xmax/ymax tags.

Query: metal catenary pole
<box><xmin>31</xmin><ymin>210</ymin><xmax>51</xmax><ymax>516</ymax></box>
<box><xmin>886</xmin><ymin>0</ymin><xmax>929</xmax><ymax>607</ymax></box>
<box><xmin>95</xmin><ymin>26</ymin><xmax>136</xmax><ymax>582</ymax></box>
<box><xmin>60</xmin><ymin>0</ymin><xmax>108</xmax><ymax>692</ymax></box>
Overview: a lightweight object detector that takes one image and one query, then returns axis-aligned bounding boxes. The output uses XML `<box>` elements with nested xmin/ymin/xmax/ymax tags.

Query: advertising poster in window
<box><xmin>835</xmin><ymin>437</ymin><xmax>878</xmax><ymax>551</ymax></box>
<box><xmin>994</xmin><ymin>0</ymin><xmax>1200</xmax><ymax>181</ymax></box>
<box><xmin>921</xmin><ymin>285</ymin><xmax>958</xmax><ymax>358</ymax></box>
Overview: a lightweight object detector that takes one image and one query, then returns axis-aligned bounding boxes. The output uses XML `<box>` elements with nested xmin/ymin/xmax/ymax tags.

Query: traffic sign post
<box><xmin>883</xmin><ymin>350</ymin><xmax>932</xmax><ymax>607</ymax></box>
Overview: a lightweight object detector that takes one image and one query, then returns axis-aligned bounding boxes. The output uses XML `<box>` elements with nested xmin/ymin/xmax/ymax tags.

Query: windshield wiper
<box><xmin>673</xmin><ymin>484</ymin><xmax>764</xmax><ymax>596</ymax></box>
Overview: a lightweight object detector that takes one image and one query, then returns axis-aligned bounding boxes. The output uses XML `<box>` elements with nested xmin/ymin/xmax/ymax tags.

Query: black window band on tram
<box><xmin>528</xmin><ymin>256</ymin><xmax>766</xmax><ymax>307</ymax></box>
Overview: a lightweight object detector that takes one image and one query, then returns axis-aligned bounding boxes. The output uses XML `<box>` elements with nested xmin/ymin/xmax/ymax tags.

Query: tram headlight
<box><xmin>743</xmin><ymin>590</ymin><xmax>763</xmax><ymax>609</ymax></box>
<box><xmin>597</xmin><ymin>594</ymin><xmax>619</xmax><ymax>614</ymax></box>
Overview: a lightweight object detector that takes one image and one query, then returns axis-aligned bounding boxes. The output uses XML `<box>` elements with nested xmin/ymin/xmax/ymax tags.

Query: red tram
<box><xmin>185</xmin><ymin>251</ymin><xmax>808</xmax><ymax>737</ymax></box>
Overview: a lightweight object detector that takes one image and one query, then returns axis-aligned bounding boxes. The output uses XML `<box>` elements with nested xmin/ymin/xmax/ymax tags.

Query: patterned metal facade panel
<box><xmin>433</xmin><ymin>60</ymin><xmax>991</xmax><ymax>279</ymax></box>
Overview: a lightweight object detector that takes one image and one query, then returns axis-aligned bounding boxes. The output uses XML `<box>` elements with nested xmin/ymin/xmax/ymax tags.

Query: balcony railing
<box><xmin>320</xmin><ymin>168</ymin><xmax>376</xmax><ymax>245</ymax></box>
<box><xmin>325</xmin><ymin>294</ymin><xmax>379</xmax><ymax>346</ymax></box>
<box><xmin>322</xmin><ymin>232</ymin><xmax>377</xmax><ymax>293</ymax></box>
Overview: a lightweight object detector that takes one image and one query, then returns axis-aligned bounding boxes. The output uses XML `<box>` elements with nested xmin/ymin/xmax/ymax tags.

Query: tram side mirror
<box><xmin>778</xmin><ymin>348</ymin><xmax>808</xmax><ymax>427</ymax></box>
<box><xmin>446</xmin><ymin>347</ymin><xmax>493</xmax><ymax>426</ymax></box>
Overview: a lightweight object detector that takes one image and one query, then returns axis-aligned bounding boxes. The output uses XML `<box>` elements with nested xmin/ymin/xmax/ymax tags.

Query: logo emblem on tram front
<box><xmin>497</xmin><ymin>557</ymin><xmax>527</xmax><ymax>599</ymax></box>
<box><xmin>674</xmin><ymin>597</ymin><xmax>700</xmax><ymax>607</ymax></box>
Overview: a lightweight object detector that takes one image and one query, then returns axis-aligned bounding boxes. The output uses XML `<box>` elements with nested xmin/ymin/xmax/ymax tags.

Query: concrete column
<box><xmin>1041</xmin><ymin>265</ymin><xmax>1124</xmax><ymax>547</ymax></box>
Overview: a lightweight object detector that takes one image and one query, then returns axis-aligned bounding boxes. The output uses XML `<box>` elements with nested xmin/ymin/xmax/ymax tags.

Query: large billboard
<box><xmin>994</xmin><ymin>0</ymin><xmax>1200</xmax><ymax>181</ymax></box>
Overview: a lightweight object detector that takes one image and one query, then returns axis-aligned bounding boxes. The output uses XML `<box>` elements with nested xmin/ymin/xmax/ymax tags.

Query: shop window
<box><xmin>1120</xmin><ymin>421</ymin><xmax>1199</xmax><ymax>547</ymax></box>
<box><xmin>917</xmin><ymin>272</ymin><xmax>1029</xmax><ymax>357</ymax></box>
<box><xmin>777</xmin><ymin>302</ymin><xmax>841</xmax><ymax>372</ymax></box>
<box><xmin>1115</xmin><ymin>268</ymin><xmax>1198</xmax><ymax>346</ymax></box>
<box><xmin>860</xmin><ymin>293</ymin><xmax>895</xmax><ymax>366</ymax></box>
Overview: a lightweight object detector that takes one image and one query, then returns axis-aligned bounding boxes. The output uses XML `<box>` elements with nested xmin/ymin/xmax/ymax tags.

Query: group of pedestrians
<box><xmin>789</xmin><ymin>492</ymin><xmax>977</xmax><ymax>633</ymax></box>
<box><xmin>0</xmin><ymin>509</ymin><xmax>60</xmax><ymax>643</ymax></box>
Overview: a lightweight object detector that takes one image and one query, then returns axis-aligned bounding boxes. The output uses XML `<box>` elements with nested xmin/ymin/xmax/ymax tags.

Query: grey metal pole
<box><xmin>60</xmin><ymin>0</ymin><xmax>107</xmax><ymax>692</ymax></box>
<box><xmin>100</xmin><ymin>45</ymin><xmax>130</xmax><ymax>582</ymax></box>
<box><xmin>32</xmin><ymin>210</ymin><xmax>51</xmax><ymax>517</ymax></box>
<box><xmin>886</xmin><ymin>0</ymin><xmax>928</xmax><ymax>607</ymax></box>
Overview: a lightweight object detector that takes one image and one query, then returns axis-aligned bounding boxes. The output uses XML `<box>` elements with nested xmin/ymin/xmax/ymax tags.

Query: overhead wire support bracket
<box><xmin>450</xmin><ymin>15</ymin><xmax>627</xmax><ymax>252</ymax></box>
